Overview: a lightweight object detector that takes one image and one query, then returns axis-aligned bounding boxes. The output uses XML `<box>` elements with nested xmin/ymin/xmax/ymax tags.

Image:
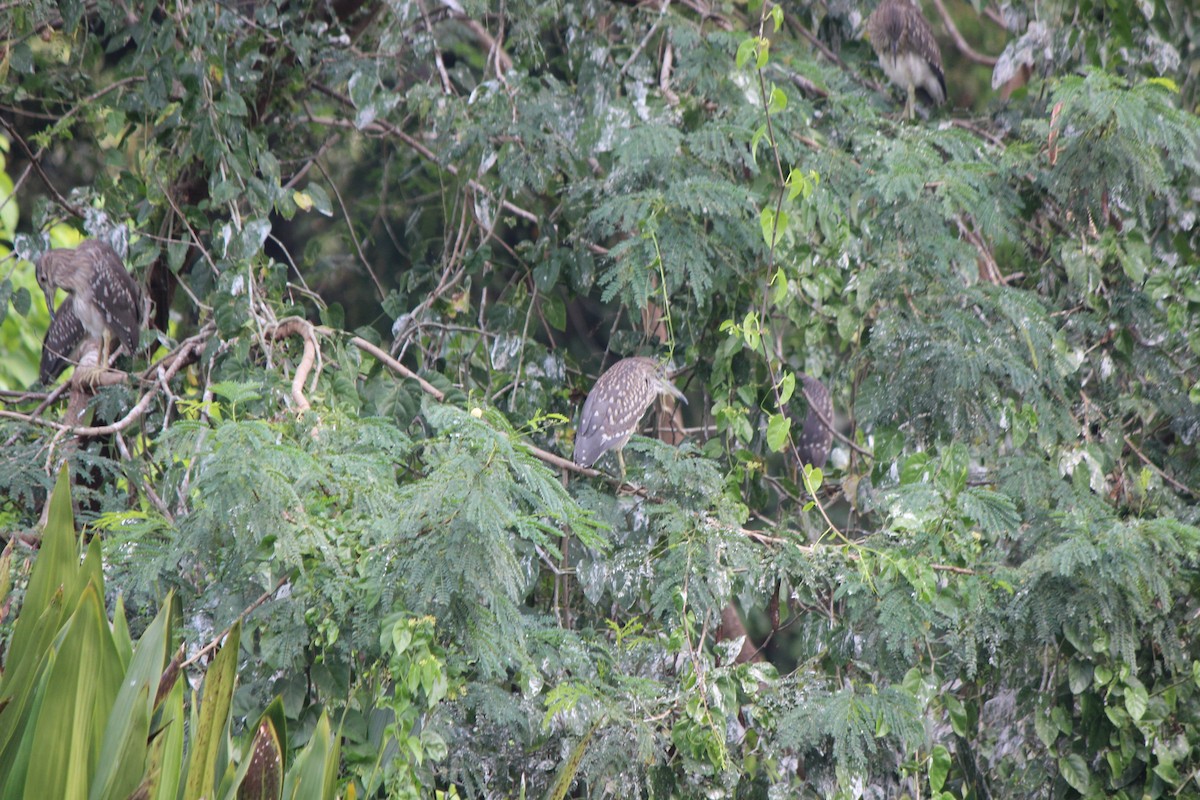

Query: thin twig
<box><xmin>305</xmin><ymin>86</ymin><xmax>542</xmax><ymax>225</ymax></box>
<box><xmin>929</xmin><ymin>0</ymin><xmax>998</xmax><ymax>66</ymax></box>
<box><xmin>1124</xmin><ymin>435</ymin><xmax>1195</xmax><ymax>497</ymax></box>
<box><xmin>314</xmin><ymin>159</ymin><xmax>387</xmax><ymax>300</ymax></box>
<box><xmin>620</xmin><ymin>0</ymin><xmax>671</xmax><ymax>77</ymax></box>
<box><xmin>181</xmin><ymin>575</ymin><xmax>290</xmax><ymax>669</ymax></box>
<box><xmin>351</xmin><ymin>336</ymin><xmax>446</xmax><ymax>401</ymax></box>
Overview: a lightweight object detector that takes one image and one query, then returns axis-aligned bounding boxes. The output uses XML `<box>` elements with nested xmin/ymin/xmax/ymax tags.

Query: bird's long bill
<box><xmin>664</xmin><ymin>380</ymin><xmax>688</xmax><ymax>405</ymax></box>
<box><xmin>42</xmin><ymin>285</ymin><xmax>56</xmax><ymax>322</ymax></box>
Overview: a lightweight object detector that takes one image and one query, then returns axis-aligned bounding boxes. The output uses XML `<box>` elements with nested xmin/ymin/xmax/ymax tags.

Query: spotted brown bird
<box><xmin>573</xmin><ymin>356</ymin><xmax>687</xmax><ymax>477</ymax></box>
<box><xmin>795</xmin><ymin>374</ymin><xmax>833</xmax><ymax>470</ymax></box>
<box><xmin>866</xmin><ymin>0</ymin><xmax>946</xmax><ymax>120</ymax></box>
<box><xmin>36</xmin><ymin>239</ymin><xmax>142</xmax><ymax>385</ymax></box>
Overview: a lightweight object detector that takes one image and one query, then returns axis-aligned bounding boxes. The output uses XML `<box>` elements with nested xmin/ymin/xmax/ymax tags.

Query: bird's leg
<box><xmin>616</xmin><ymin>448</ymin><xmax>627</xmax><ymax>481</ymax></box>
<box><xmin>72</xmin><ymin>340</ymin><xmax>107</xmax><ymax>389</ymax></box>
<box><xmin>905</xmin><ymin>83</ymin><xmax>917</xmax><ymax>121</ymax></box>
<box><xmin>100</xmin><ymin>329</ymin><xmax>111</xmax><ymax>370</ymax></box>
<box><xmin>76</xmin><ymin>332</ymin><xmax>125</xmax><ymax>389</ymax></box>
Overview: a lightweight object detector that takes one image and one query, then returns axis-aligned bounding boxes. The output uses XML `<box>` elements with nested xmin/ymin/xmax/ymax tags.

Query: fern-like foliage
<box><xmin>857</xmin><ymin>284</ymin><xmax>1073</xmax><ymax>445</ymax></box>
<box><xmin>383</xmin><ymin>401</ymin><xmax>606</xmax><ymax>678</ymax></box>
<box><xmin>774</xmin><ymin>681</ymin><xmax>926</xmax><ymax>785</ymax></box>
<box><xmin>1010</xmin><ymin>514</ymin><xmax>1200</xmax><ymax>670</ymax></box>
<box><xmin>1035</xmin><ymin>71</ymin><xmax>1200</xmax><ymax>227</ymax></box>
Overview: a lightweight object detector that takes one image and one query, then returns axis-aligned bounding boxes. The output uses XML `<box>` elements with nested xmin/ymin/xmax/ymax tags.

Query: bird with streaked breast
<box><xmin>866</xmin><ymin>0</ymin><xmax>946</xmax><ymax>120</ymax></box>
<box><xmin>36</xmin><ymin>239</ymin><xmax>142</xmax><ymax>385</ymax></box>
<box><xmin>794</xmin><ymin>373</ymin><xmax>834</xmax><ymax>470</ymax></box>
<box><xmin>573</xmin><ymin>356</ymin><xmax>687</xmax><ymax>477</ymax></box>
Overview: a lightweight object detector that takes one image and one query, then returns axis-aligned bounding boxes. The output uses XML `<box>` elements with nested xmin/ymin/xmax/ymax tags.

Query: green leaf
<box><xmin>801</xmin><ymin>465</ymin><xmax>823</xmax><ymax>494</ymax></box>
<box><xmin>146</xmin><ymin>677</ymin><xmax>186</xmax><ymax>800</ymax></box>
<box><xmin>11</xmin><ymin>286</ymin><xmax>29</xmax><ymax>316</ymax></box>
<box><xmin>959</xmin><ymin>487</ymin><xmax>1019</xmax><ymax>537</ymax></box>
<box><xmin>770</xmin><ymin>5</ymin><xmax>783</xmax><ymax>31</ymax></box>
<box><xmin>183</xmin><ymin>622</ymin><xmax>241</xmax><ymax>800</ymax></box>
<box><xmin>750</xmin><ymin>123</ymin><xmax>768</xmax><ymax>163</ymax></box>
<box><xmin>1067</xmin><ymin>659</ymin><xmax>1092</xmax><ymax>694</ymax></box>
<box><xmin>27</xmin><ymin>582</ymin><xmax>124</xmax><ymax>800</ymax></box>
<box><xmin>929</xmin><ymin>744</ymin><xmax>950</xmax><ymax>792</ymax></box>
<box><xmin>785</xmin><ymin>168</ymin><xmax>819</xmax><ymax>202</ymax></box>
<box><xmin>944</xmin><ymin>695</ymin><xmax>968</xmax><ymax>738</ymax></box>
<box><xmin>768</xmin><ymin>86</ymin><xmax>787</xmax><ymax>114</ymax></box>
<box><xmin>0</xmin><ymin>546</ymin><xmax>9</xmax><ymax>614</ymax></box>
<box><xmin>1033</xmin><ymin>709</ymin><xmax>1057</xmax><ymax>749</ymax></box>
<box><xmin>741</xmin><ymin>311</ymin><xmax>761</xmax><ymax>351</ymax></box>
<box><xmin>302</xmin><ymin>184</ymin><xmax>333</xmax><ymax>217</ymax></box>
<box><xmin>281</xmin><ymin>711</ymin><xmax>338</xmax><ymax>800</ymax></box>
<box><xmin>1058</xmin><ymin>753</ymin><xmax>1091</xmax><ymax>794</ymax></box>
<box><xmin>735</xmin><ymin>38</ymin><xmax>758</xmax><ymax>70</ymax></box>
<box><xmin>542</xmin><ymin>293</ymin><xmax>567</xmax><ymax>331</ymax></box>
<box><xmin>1153</xmin><ymin>760</ymin><xmax>1183</xmax><ymax>786</ymax></box>
<box><xmin>0</xmin><ymin>467</ymin><xmax>79</xmax><ymax>778</ymax></box>
<box><xmin>759</xmin><ymin>207</ymin><xmax>776</xmax><ymax>247</ymax></box>
<box><xmin>759</xmin><ymin>207</ymin><xmax>788</xmax><ymax>248</ymax></box>
<box><xmin>777</xmin><ymin>371</ymin><xmax>795</xmax><ymax>406</ymax></box>
<box><xmin>110</xmin><ymin>596</ymin><xmax>133</xmax><ymax>669</ymax></box>
<box><xmin>88</xmin><ymin>599</ymin><xmax>174</xmax><ymax>800</ymax></box>
<box><xmin>544</xmin><ymin>724</ymin><xmax>595</xmax><ymax>800</ymax></box>
<box><xmin>421</xmin><ymin>730</ymin><xmax>447</xmax><ymax>762</ymax></box>
<box><xmin>6</xmin><ymin>467</ymin><xmax>76</xmax><ymax>658</ymax></box>
<box><xmin>755</xmin><ymin>37</ymin><xmax>769</xmax><ymax>68</ymax></box>
<box><xmin>770</xmin><ymin>268</ymin><xmax>788</xmax><ymax>305</ymax></box>
<box><xmin>1144</xmin><ymin>76</ymin><xmax>1178</xmax><ymax>92</ymax></box>
<box><xmin>1123</xmin><ymin>677</ymin><xmax>1148</xmax><ymax>721</ymax></box>
<box><xmin>766</xmin><ymin>413</ymin><xmax>791</xmax><ymax>453</ymax></box>
<box><xmin>0</xmin><ymin>170</ymin><xmax>18</xmax><ymax>236</ymax></box>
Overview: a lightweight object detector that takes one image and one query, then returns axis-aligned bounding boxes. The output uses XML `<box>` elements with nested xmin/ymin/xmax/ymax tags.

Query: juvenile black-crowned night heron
<box><xmin>36</xmin><ymin>239</ymin><xmax>141</xmax><ymax>385</ymax></box>
<box><xmin>866</xmin><ymin>0</ymin><xmax>946</xmax><ymax>120</ymax></box>
<box><xmin>573</xmin><ymin>356</ymin><xmax>687</xmax><ymax>476</ymax></box>
<box><xmin>795</xmin><ymin>374</ymin><xmax>833</xmax><ymax>469</ymax></box>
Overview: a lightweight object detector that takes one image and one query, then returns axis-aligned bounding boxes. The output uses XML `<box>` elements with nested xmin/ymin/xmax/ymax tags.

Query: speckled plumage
<box><xmin>36</xmin><ymin>240</ymin><xmax>141</xmax><ymax>384</ymax></box>
<box><xmin>795</xmin><ymin>374</ymin><xmax>833</xmax><ymax>469</ymax></box>
<box><xmin>867</xmin><ymin>0</ymin><xmax>946</xmax><ymax>118</ymax></box>
<box><xmin>573</xmin><ymin>357</ymin><xmax>686</xmax><ymax>469</ymax></box>
<box><xmin>39</xmin><ymin>295</ymin><xmax>87</xmax><ymax>385</ymax></box>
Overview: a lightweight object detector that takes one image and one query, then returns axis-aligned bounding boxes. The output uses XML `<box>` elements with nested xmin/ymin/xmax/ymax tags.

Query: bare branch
<box><xmin>351</xmin><ymin>336</ymin><xmax>446</xmax><ymax>401</ymax></box>
<box><xmin>929</xmin><ymin>0</ymin><xmax>998</xmax><ymax>66</ymax></box>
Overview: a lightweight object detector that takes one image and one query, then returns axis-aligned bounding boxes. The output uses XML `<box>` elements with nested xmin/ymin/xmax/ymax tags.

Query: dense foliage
<box><xmin>1</xmin><ymin>0</ymin><xmax>1198</xmax><ymax>797</ymax></box>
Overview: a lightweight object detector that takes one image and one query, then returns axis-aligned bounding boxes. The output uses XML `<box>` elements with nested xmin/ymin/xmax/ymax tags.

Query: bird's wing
<box><xmin>82</xmin><ymin>239</ymin><xmax>142</xmax><ymax>353</ymax></box>
<box><xmin>573</xmin><ymin>389</ymin><xmax>608</xmax><ymax>466</ymax></box>
<box><xmin>40</xmin><ymin>295</ymin><xmax>85</xmax><ymax>385</ymax></box>
<box><xmin>902</xmin><ymin>3</ymin><xmax>946</xmax><ymax>102</ymax></box>
<box><xmin>797</xmin><ymin>374</ymin><xmax>834</xmax><ymax>469</ymax></box>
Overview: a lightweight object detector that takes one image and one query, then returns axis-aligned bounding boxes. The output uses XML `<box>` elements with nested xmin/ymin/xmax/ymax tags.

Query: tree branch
<box><xmin>267</xmin><ymin>318</ymin><xmax>321</xmax><ymax>413</ymax></box>
<box><xmin>351</xmin><ymin>336</ymin><xmax>446</xmax><ymax>401</ymax></box>
<box><xmin>929</xmin><ymin>0</ymin><xmax>998</xmax><ymax>66</ymax></box>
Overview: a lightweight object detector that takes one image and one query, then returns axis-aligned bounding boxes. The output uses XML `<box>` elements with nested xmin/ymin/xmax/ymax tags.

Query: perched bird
<box><xmin>795</xmin><ymin>374</ymin><xmax>833</xmax><ymax>470</ymax></box>
<box><xmin>866</xmin><ymin>0</ymin><xmax>946</xmax><ymax>120</ymax></box>
<box><xmin>573</xmin><ymin>356</ymin><xmax>687</xmax><ymax>476</ymax></box>
<box><xmin>36</xmin><ymin>239</ymin><xmax>142</xmax><ymax>385</ymax></box>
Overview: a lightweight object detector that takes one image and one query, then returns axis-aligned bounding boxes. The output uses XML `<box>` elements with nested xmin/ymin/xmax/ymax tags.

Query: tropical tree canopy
<box><xmin>1</xmin><ymin>0</ymin><xmax>1198</xmax><ymax>796</ymax></box>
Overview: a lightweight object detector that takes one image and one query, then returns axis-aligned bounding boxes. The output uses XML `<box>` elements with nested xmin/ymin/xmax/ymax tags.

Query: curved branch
<box><xmin>929</xmin><ymin>0</ymin><xmax>997</xmax><ymax>67</ymax></box>
<box><xmin>267</xmin><ymin>318</ymin><xmax>320</xmax><ymax>413</ymax></box>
